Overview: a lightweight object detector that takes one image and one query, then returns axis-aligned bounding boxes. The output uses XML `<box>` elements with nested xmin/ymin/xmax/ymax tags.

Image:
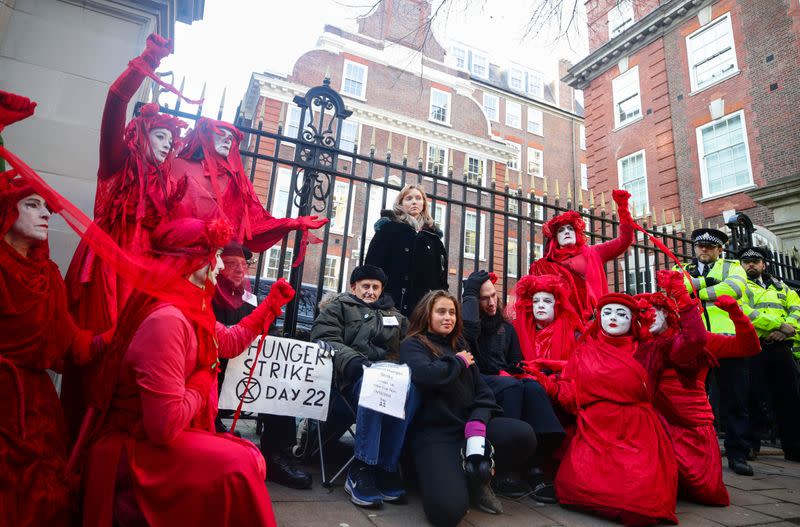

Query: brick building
<box><xmin>239</xmin><ymin>0</ymin><xmax>584</xmax><ymax>296</ymax></box>
<box><xmin>564</xmin><ymin>0</ymin><xmax>800</xmax><ymax>252</ymax></box>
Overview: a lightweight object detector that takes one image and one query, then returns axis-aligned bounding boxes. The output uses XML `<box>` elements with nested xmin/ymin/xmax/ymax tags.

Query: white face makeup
<box><xmin>557</xmin><ymin>224</ymin><xmax>576</xmax><ymax>247</ymax></box>
<box><xmin>600</xmin><ymin>303</ymin><xmax>632</xmax><ymax>336</ymax></box>
<box><xmin>148</xmin><ymin>128</ymin><xmax>173</xmax><ymax>164</ymax></box>
<box><xmin>650</xmin><ymin>308</ymin><xmax>667</xmax><ymax>335</ymax></box>
<box><xmin>189</xmin><ymin>250</ymin><xmax>225</xmax><ymax>288</ymax></box>
<box><xmin>213</xmin><ymin>128</ymin><xmax>234</xmax><ymax>157</ymax></box>
<box><xmin>209</xmin><ymin>250</ymin><xmax>225</xmax><ymax>285</ymax></box>
<box><xmin>532</xmin><ymin>291</ymin><xmax>556</xmax><ymax>324</ymax></box>
<box><xmin>11</xmin><ymin>194</ymin><xmax>50</xmax><ymax>242</ymax></box>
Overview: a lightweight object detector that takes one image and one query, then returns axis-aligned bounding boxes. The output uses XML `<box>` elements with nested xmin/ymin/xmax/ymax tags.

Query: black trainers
<box><xmin>491</xmin><ymin>475</ymin><xmax>532</xmax><ymax>499</ymax></box>
<box><xmin>728</xmin><ymin>457</ymin><xmax>754</xmax><ymax>476</ymax></box>
<box><xmin>532</xmin><ymin>481</ymin><xmax>557</xmax><ymax>503</ymax></box>
<box><xmin>376</xmin><ymin>468</ymin><xmax>406</xmax><ymax>503</ymax></box>
<box><xmin>345</xmin><ymin>462</ymin><xmax>383</xmax><ymax>508</ymax></box>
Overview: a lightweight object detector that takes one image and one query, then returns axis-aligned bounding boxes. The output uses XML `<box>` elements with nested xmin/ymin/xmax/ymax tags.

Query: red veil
<box><xmin>512</xmin><ymin>274</ymin><xmax>584</xmax><ymax>365</ymax></box>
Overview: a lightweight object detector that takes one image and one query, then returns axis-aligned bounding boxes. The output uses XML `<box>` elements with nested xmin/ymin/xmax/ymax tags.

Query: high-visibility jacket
<box><xmin>741</xmin><ymin>275</ymin><xmax>800</xmax><ymax>340</ymax></box>
<box><xmin>673</xmin><ymin>258</ymin><xmax>748</xmax><ymax>335</ymax></box>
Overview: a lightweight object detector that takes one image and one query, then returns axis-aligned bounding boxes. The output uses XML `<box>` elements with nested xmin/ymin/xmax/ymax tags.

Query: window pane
<box><xmin>527</xmin><ymin>108</ymin><xmax>543</xmax><ymax>135</ymax></box>
<box><xmin>506</xmin><ymin>101</ymin><xmax>521</xmax><ymax>128</ymax></box>
<box><xmin>507</xmin><ymin>142</ymin><xmax>521</xmax><ymax>171</ymax></box>
<box><xmin>323</xmin><ymin>257</ymin><xmax>340</xmax><ymax>290</ymax></box>
<box><xmin>700</xmin><ymin>113</ymin><xmax>751</xmax><ymax>196</ymax></box>
<box><xmin>465</xmin><ymin>213</ymin><xmax>477</xmax><ymax>256</ymax></box>
<box><xmin>465</xmin><ymin>156</ymin><xmax>484</xmax><ymax>185</ymax></box>
<box><xmin>619</xmin><ymin>152</ymin><xmax>647</xmax><ymax>214</ymax></box>
<box><xmin>427</xmin><ymin>145</ymin><xmax>446</xmax><ymax>176</ymax></box>
<box><xmin>689</xmin><ymin>17</ymin><xmax>737</xmax><ymax>90</ymax></box>
<box><xmin>483</xmin><ymin>94</ymin><xmax>499</xmax><ymax>121</ymax></box>
<box><xmin>343</xmin><ymin>62</ymin><xmax>366</xmax><ymax>98</ymax></box>
<box><xmin>527</xmin><ymin>147</ymin><xmax>543</xmax><ymax>178</ymax></box>
<box><xmin>613</xmin><ymin>68</ymin><xmax>641</xmax><ymax>125</ymax></box>
<box><xmin>339</xmin><ymin>121</ymin><xmax>358</xmax><ymax>154</ymax></box>
<box><xmin>508</xmin><ymin>238</ymin><xmax>518</xmax><ymax>277</ymax></box>
<box><xmin>430</xmin><ymin>90</ymin><xmax>449</xmax><ymax>123</ymax></box>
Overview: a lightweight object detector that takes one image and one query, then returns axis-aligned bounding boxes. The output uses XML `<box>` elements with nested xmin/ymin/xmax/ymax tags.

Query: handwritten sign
<box><xmin>358</xmin><ymin>362</ymin><xmax>411</xmax><ymax>419</ymax></box>
<box><xmin>219</xmin><ymin>336</ymin><xmax>333</xmax><ymax>421</ymax></box>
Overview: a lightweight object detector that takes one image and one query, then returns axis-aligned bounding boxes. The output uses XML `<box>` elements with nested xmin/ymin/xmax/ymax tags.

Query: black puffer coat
<box><xmin>365</xmin><ymin>210</ymin><xmax>448</xmax><ymax>316</ymax></box>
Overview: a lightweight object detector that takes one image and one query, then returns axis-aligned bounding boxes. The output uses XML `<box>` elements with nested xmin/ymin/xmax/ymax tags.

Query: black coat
<box><xmin>365</xmin><ymin>210</ymin><xmax>448</xmax><ymax>316</ymax></box>
<box><xmin>400</xmin><ymin>333</ymin><xmax>501</xmax><ymax>447</ymax></box>
<box><xmin>461</xmin><ymin>293</ymin><xmax>523</xmax><ymax>376</ymax></box>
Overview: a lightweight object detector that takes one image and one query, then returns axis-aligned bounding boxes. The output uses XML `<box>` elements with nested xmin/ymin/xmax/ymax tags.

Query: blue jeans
<box><xmin>335</xmin><ymin>377</ymin><xmax>420</xmax><ymax>471</ymax></box>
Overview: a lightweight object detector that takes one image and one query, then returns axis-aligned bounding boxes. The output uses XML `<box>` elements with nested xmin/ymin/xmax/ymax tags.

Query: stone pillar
<box><xmin>748</xmin><ymin>175</ymin><xmax>800</xmax><ymax>251</ymax></box>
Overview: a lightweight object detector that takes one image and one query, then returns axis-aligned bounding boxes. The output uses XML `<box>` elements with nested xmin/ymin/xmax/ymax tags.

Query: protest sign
<box><xmin>358</xmin><ymin>362</ymin><xmax>410</xmax><ymax>419</ymax></box>
<box><xmin>219</xmin><ymin>336</ymin><xmax>333</xmax><ymax>421</ymax></box>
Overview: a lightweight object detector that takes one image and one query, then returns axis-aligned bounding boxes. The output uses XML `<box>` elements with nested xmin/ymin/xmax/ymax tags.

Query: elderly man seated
<box><xmin>310</xmin><ymin>265</ymin><xmax>418</xmax><ymax>509</ymax></box>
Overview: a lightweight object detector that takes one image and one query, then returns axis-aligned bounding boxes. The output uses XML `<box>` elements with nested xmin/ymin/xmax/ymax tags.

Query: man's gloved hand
<box><xmin>612</xmin><ymin>189</ymin><xmax>633</xmax><ymax>224</ymax></box>
<box><xmin>779</xmin><ymin>323</ymin><xmax>796</xmax><ymax>337</ymax></box>
<box><xmin>316</xmin><ymin>340</ymin><xmax>335</xmax><ymax>359</ymax></box>
<box><xmin>0</xmin><ymin>91</ymin><xmax>36</xmax><ymax>132</ymax></box>
<box><xmin>704</xmin><ymin>277</ymin><xmax>720</xmax><ymax>287</ymax></box>
<box><xmin>141</xmin><ymin>33</ymin><xmax>173</xmax><ymax>68</ymax></box>
<box><xmin>463</xmin><ymin>270</ymin><xmax>490</xmax><ymax>297</ymax></box>
<box><xmin>343</xmin><ymin>356</ymin><xmax>370</xmax><ymax>384</ymax></box>
<box><xmin>714</xmin><ymin>296</ymin><xmax>746</xmax><ymax>322</ymax></box>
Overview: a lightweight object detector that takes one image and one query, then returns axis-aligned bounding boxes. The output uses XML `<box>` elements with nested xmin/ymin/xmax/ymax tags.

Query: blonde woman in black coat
<box><xmin>366</xmin><ymin>184</ymin><xmax>448</xmax><ymax>316</ymax></box>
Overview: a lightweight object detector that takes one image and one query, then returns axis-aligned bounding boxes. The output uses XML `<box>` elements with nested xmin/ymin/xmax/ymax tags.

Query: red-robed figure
<box><xmin>530</xmin><ymin>190</ymin><xmax>634</xmax><ymax>322</ymax></box>
<box><xmin>0</xmin><ymin>91</ymin><xmax>109</xmax><ymax>525</ymax></box>
<box><xmin>81</xmin><ymin>217</ymin><xmax>293</xmax><ymax>527</ymax></box>
<box><xmin>531</xmin><ymin>293</ymin><xmax>680</xmax><ymax>526</ymax></box>
<box><xmin>169</xmin><ymin>117</ymin><xmax>327</xmax><ymax>256</ymax></box>
<box><xmin>638</xmin><ymin>272</ymin><xmax>760</xmax><ymax>506</ymax></box>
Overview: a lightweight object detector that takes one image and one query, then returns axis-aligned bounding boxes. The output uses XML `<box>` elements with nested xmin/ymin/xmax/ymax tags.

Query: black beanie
<box><xmin>349</xmin><ymin>264</ymin><xmax>388</xmax><ymax>286</ymax></box>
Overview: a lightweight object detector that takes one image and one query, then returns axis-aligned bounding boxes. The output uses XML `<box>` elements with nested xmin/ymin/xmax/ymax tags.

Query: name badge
<box><xmin>382</xmin><ymin>316</ymin><xmax>399</xmax><ymax>326</ymax></box>
<box><xmin>242</xmin><ymin>290</ymin><xmax>258</xmax><ymax>307</ymax></box>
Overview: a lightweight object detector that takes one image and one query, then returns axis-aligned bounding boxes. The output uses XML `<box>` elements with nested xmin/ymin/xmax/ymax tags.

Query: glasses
<box><xmin>222</xmin><ymin>257</ymin><xmax>250</xmax><ymax>271</ymax></box>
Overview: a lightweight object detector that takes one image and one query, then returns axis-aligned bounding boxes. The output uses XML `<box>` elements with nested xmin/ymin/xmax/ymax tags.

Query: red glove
<box><xmin>527</xmin><ymin>366</ymin><xmax>559</xmax><ymax>399</ymax></box>
<box><xmin>185</xmin><ymin>368</ymin><xmax>215</xmax><ymax>403</ymax></box>
<box><xmin>140</xmin><ymin>33</ymin><xmax>173</xmax><ymax>68</ymax></box>
<box><xmin>612</xmin><ymin>189</ymin><xmax>633</xmax><ymax>224</ymax></box>
<box><xmin>0</xmin><ymin>91</ymin><xmax>36</xmax><ymax>131</ymax></box>
<box><xmin>715</xmin><ymin>296</ymin><xmax>746</xmax><ymax>321</ymax></box>
<box><xmin>657</xmin><ymin>269</ymin><xmax>696</xmax><ymax>311</ymax></box>
<box><xmin>292</xmin><ymin>215</ymin><xmax>328</xmax><ymax>231</ymax></box>
<box><xmin>238</xmin><ymin>278</ymin><xmax>296</xmax><ymax>334</ymax></box>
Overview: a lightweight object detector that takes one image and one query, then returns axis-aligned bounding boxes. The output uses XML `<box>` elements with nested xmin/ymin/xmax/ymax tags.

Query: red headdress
<box><xmin>542</xmin><ymin>210</ymin><xmax>588</xmax><ymax>261</ymax></box>
<box><xmin>634</xmin><ymin>292</ymin><xmax>679</xmax><ymax>333</ymax></box>
<box><xmin>149</xmin><ymin>216</ymin><xmax>231</xmax><ymax>278</ymax></box>
<box><xmin>512</xmin><ymin>274</ymin><xmax>584</xmax><ymax>363</ymax></box>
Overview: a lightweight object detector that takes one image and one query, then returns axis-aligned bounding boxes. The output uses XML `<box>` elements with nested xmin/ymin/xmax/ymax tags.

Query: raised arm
<box><xmin>593</xmin><ymin>189</ymin><xmax>635</xmax><ymax>262</ymax></box>
<box><xmin>708</xmin><ymin>296</ymin><xmax>761</xmax><ymax>359</ymax></box>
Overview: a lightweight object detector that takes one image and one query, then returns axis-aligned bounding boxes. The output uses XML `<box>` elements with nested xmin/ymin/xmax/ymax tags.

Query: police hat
<box><xmin>349</xmin><ymin>264</ymin><xmax>388</xmax><ymax>286</ymax></box>
<box><xmin>738</xmin><ymin>246</ymin><xmax>771</xmax><ymax>262</ymax></box>
<box><xmin>691</xmin><ymin>228</ymin><xmax>728</xmax><ymax>247</ymax></box>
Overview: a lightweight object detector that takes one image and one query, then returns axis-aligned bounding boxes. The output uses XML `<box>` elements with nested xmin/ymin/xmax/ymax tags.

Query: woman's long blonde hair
<box><xmin>392</xmin><ymin>184</ymin><xmax>435</xmax><ymax>231</ymax></box>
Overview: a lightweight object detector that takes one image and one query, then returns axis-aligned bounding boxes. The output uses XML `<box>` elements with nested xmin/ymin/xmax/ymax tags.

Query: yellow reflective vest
<box><xmin>673</xmin><ymin>258</ymin><xmax>749</xmax><ymax>335</ymax></box>
<box><xmin>741</xmin><ymin>275</ymin><xmax>800</xmax><ymax>340</ymax></box>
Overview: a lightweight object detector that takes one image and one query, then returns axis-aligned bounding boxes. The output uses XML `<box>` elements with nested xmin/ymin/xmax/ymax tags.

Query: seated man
<box><xmin>310</xmin><ymin>265</ymin><xmax>418</xmax><ymax>508</ymax></box>
<box><xmin>462</xmin><ymin>270</ymin><xmax>565</xmax><ymax>503</ymax></box>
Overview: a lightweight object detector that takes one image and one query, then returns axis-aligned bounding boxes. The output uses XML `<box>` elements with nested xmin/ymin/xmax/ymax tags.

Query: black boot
<box><xmin>266</xmin><ymin>451</ymin><xmax>313</xmax><ymax>489</ymax></box>
<box><xmin>728</xmin><ymin>457</ymin><xmax>754</xmax><ymax>476</ymax></box>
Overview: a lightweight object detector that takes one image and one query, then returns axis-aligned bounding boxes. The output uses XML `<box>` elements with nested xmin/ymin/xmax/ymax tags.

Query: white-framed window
<box><xmin>465</xmin><ymin>155</ymin><xmax>485</xmax><ymax>186</ymax></box>
<box><xmin>323</xmin><ymin>255</ymin><xmax>341</xmax><ymax>291</ymax></box>
<box><xmin>342</xmin><ymin>60</ymin><xmax>368</xmax><ymax>99</ymax></box>
<box><xmin>527</xmin><ymin>71</ymin><xmax>544</xmax><ymax>99</ymax></box>
<box><xmin>526</xmin><ymin>241</ymin><xmax>544</xmax><ymax>269</ymax></box>
<box><xmin>365</xmin><ymin>176</ymin><xmax>401</xmax><ymax>243</ymax></box>
<box><xmin>612</xmin><ymin>66</ymin><xmax>641</xmax><ymax>128</ymax></box>
<box><xmin>509</xmin><ymin>68</ymin><xmax>524</xmax><ymax>91</ymax></box>
<box><xmin>429</xmin><ymin>88</ymin><xmax>451</xmax><ymax>124</ymax></box>
<box><xmin>483</xmin><ymin>93</ymin><xmax>499</xmax><ymax>122</ymax></box>
<box><xmin>432</xmin><ymin>201</ymin><xmax>448</xmax><ymax>238</ymax></box>
<box><xmin>527</xmin><ymin>108</ymin><xmax>543</xmax><ymax>135</ymax></box>
<box><xmin>530</xmin><ymin>195</ymin><xmax>544</xmax><ymax>221</ymax></box>
<box><xmin>272</xmin><ymin>167</ymin><xmax>298</xmax><ymax>218</ymax></box>
<box><xmin>696</xmin><ymin>110</ymin><xmax>753</xmax><ymax>198</ymax></box>
<box><xmin>451</xmin><ymin>46</ymin><xmax>467</xmax><ymax>70</ymax></box>
<box><xmin>579</xmin><ymin>124</ymin><xmax>586</xmax><ymax>150</ymax></box>
<box><xmin>262</xmin><ymin>246</ymin><xmax>293</xmax><ymax>280</ymax></box>
<box><xmin>507</xmin><ymin>142</ymin><xmax>521</xmax><ymax>171</ymax></box>
<box><xmin>284</xmin><ymin>105</ymin><xmax>305</xmax><ymax>140</ymax></box>
<box><xmin>426</xmin><ymin>144</ymin><xmax>448</xmax><ymax>177</ymax></box>
<box><xmin>617</xmin><ymin>150</ymin><xmax>649</xmax><ymax>215</ymax></box>
<box><xmin>471</xmin><ymin>52</ymin><xmax>488</xmax><ymax>78</ymax></box>
<box><xmin>581</xmin><ymin>163</ymin><xmax>588</xmax><ymax>190</ymax></box>
<box><xmin>687</xmin><ymin>13</ymin><xmax>738</xmax><ymax>92</ymax></box>
<box><xmin>505</xmin><ymin>101</ymin><xmax>521</xmax><ymax>129</ymax></box>
<box><xmin>508</xmin><ymin>188</ymin><xmax>521</xmax><ymax>216</ymax></box>
<box><xmin>330</xmin><ymin>180</ymin><xmax>356</xmax><ymax>234</ymax></box>
<box><xmin>527</xmin><ymin>147</ymin><xmax>543</xmax><ymax>179</ymax></box>
<box><xmin>339</xmin><ymin>120</ymin><xmax>359</xmax><ymax>158</ymax></box>
<box><xmin>508</xmin><ymin>238</ymin><xmax>519</xmax><ymax>278</ymax></box>
<box><xmin>608</xmin><ymin>1</ymin><xmax>635</xmax><ymax>38</ymax></box>
<box><xmin>464</xmin><ymin>211</ymin><xmax>487</xmax><ymax>260</ymax></box>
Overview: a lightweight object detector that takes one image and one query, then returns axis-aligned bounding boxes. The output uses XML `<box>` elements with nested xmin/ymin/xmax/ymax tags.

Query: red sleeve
<box><xmin>706</xmin><ymin>316</ymin><xmax>761</xmax><ymax>360</ymax></box>
<box><xmin>242</xmin><ymin>196</ymin><xmax>300</xmax><ymax>253</ymax></box>
<box><xmin>592</xmin><ymin>220</ymin><xmax>634</xmax><ymax>263</ymax></box>
<box><xmin>126</xmin><ymin>306</ymin><xmax>204</xmax><ymax>444</ymax></box>
<box><xmin>215</xmin><ymin>321</ymin><xmax>257</xmax><ymax>359</ymax></box>
<box><xmin>99</xmin><ymin>58</ymin><xmax>149</xmax><ymax>179</ymax></box>
<box><xmin>668</xmin><ymin>303</ymin><xmax>709</xmax><ymax>368</ymax></box>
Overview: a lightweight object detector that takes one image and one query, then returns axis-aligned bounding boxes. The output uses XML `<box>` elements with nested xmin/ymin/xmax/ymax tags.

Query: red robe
<box><xmin>0</xmin><ymin>239</ymin><xmax>96</xmax><ymax>526</ymax></box>
<box><xmin>552</xmin><ymin>332</ymin><xmax>678</xmax><ymax>526</ymax></box>
<box><xmin>654</xmin><ymin>313</ymin><xmax>760</xmax><ymax>506</ymax></box>
<box><xmin>531</xmin><ymin>221</ymin><xmax>633</xmax><ymax>322</ymax></box>
<box><xmin>82</xmin><ymin>304</ymin><xmax>275</xmax><ymax>527</ymax></box>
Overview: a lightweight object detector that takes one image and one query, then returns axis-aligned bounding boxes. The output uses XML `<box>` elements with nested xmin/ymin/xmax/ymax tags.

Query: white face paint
<box><xmin>213</xmin><ymin>128</ymin><xmax>234</xmax><ymax>157</ymax></box>
<box><xmin>209</xmin><ymin>250</ymin><xmax>225</xmax><ymax>285</ymax></box>
<box><xmin>600</xmin><ymin>303</ymin><xmax>632</xmax><ymax>336</ymax></box>
<box><xmin>532</xmin><ymin>291</ymin><xmax>556</xmax><ymax>324</ymax></box>
<box><xmin>147</xmin><ymin>128</ymin><xmax>173</xmax><ymax>164</ymax></box>
<box><xmin>11</xmin><ymin>194</ymin><xmax>50</xmax><ymax>242</ymax></box>
<box><xmin>650</xmin><ymin>308</ymin><xmax>667</xmax><ymax>335</ymax></box>
<box><xmin>189</xmin><ymin>250</ymin><xmax>225</xmax><ymax>288</ymax></box>
<box><xmin>557</xmin><ymin>224</ymin><xmax>576</xmax><ymax>247</ymax></box>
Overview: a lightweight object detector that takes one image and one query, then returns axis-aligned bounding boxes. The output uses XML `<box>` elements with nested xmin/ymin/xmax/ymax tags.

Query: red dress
<box><xmin>82</xmin><ymin>304</ymin><xmax>275</xmax><ymax>527</ymax></box>
<box><xmin>552</xmin><ymin>332</ymin><xmax>678</xmax><ymax>526</ymax></box>
<box><xmin>654</xmin><ymin>312</ymin><xmax>760</xmax><ymax>506</ymax></box>
<box><xmin>0</xmin><ymin>239</ymin><xmax>97</xmax><ymax>526</ymax></box>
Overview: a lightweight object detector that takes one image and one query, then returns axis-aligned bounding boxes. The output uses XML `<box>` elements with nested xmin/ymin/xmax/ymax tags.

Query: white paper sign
<box><xmin>358</xmin><ymin>362</ymin><xmax>411</xmax><ymax>419</ymax></box>
<box><xmin>219</xmin><ymin>336</ymin><xmax>333</xmax><ymax>421</ymax></box>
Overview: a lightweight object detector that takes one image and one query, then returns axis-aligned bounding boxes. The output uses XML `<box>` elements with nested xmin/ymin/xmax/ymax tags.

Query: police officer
<box><xmin>739</xmin><ymin>246</ymin><xmax>800</xmax><ymax>462</ymax></box>
<box><xmin>674</xmin><ymin>228</ymin><xmax>753</xmax><ymax>475</ymax></box>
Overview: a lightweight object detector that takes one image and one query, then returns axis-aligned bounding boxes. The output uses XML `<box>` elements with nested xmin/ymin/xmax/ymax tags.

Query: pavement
<box><xmin>230</xmin><ymin>419</ymin><xmax>800</xmax><ymax>527</ymax></box>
